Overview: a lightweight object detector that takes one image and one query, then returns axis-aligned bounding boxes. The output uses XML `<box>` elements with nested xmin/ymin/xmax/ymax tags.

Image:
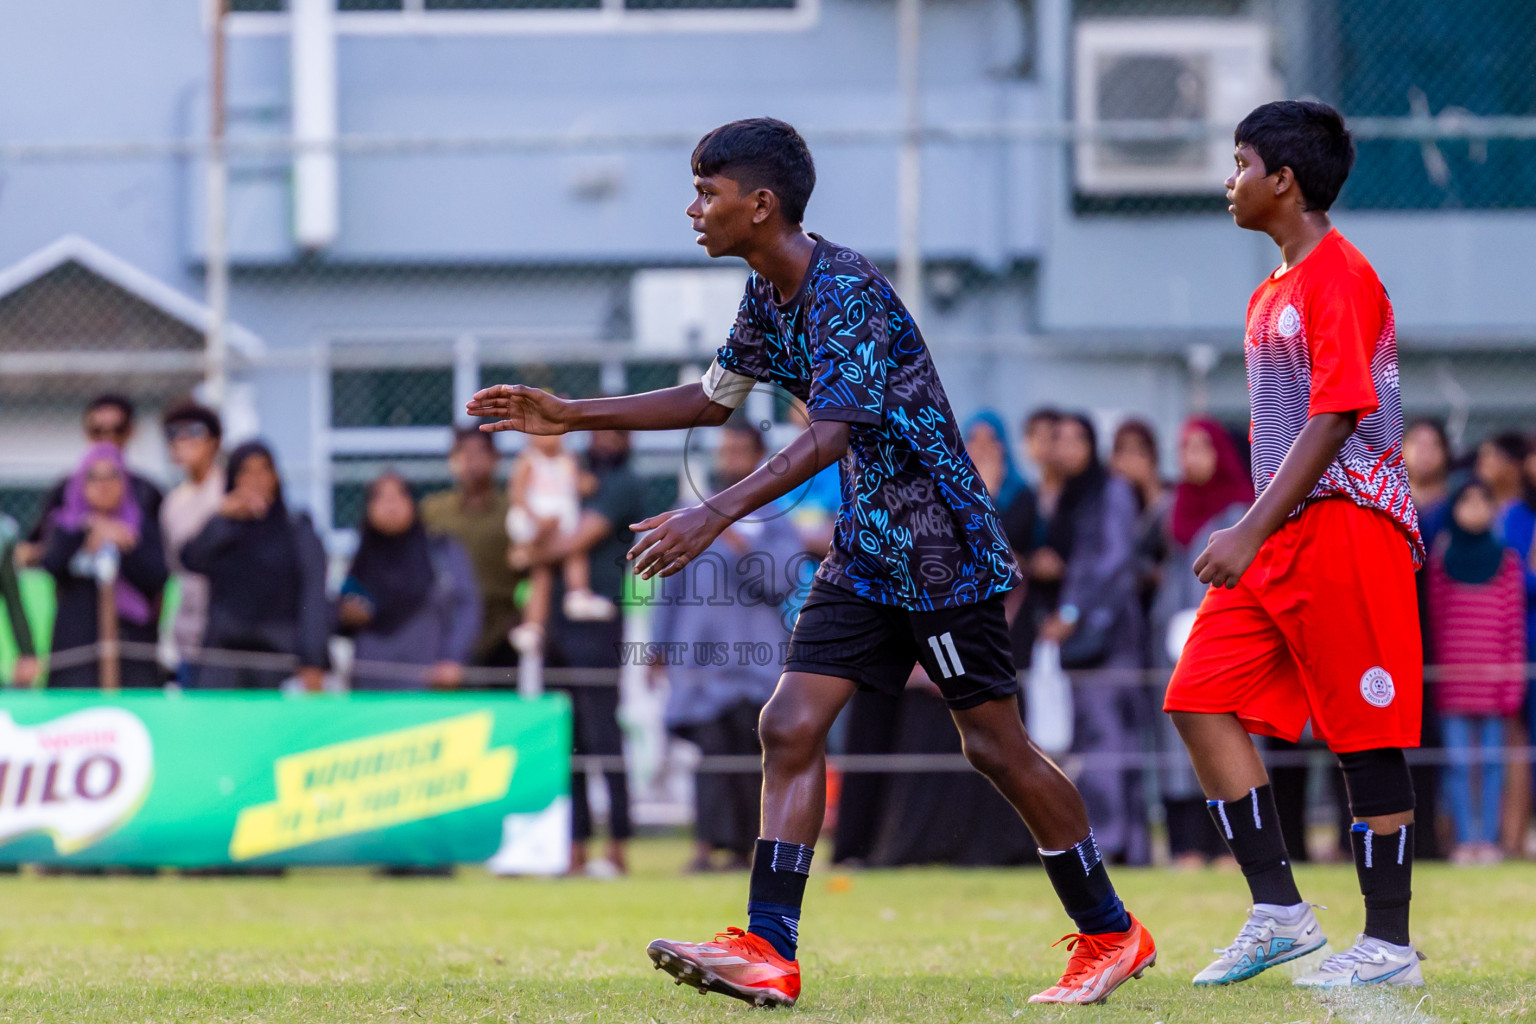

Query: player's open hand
<box><xmin>1193</xmin><ymin>525</ymin><xmax>1261</xmax><ymax>590</ymax></box>
<box><xmin>465</xmin><ymin>384</ymin><xmax>573</xmax><ymax>435</ymax></box>
<box><xmin>627</xmin><ymin>505</ymin><xmax>730</xmax><ymax>580</ymax></box>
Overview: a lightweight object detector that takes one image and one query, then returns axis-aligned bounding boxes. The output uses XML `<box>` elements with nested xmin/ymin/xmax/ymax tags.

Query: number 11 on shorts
<box><xmin>927</xmin><ymin>632</ymin><xmax>965</xmax><ymax>679</ymax></box>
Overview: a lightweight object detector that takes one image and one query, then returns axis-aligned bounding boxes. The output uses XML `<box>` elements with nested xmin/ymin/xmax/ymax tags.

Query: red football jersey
<box><xmin>1244</xmin><ymin>229</ymin><xmax>1424</xmax><ymax>565</ymax></box>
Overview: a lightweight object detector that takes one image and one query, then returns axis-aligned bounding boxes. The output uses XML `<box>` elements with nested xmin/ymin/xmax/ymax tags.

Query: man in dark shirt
<box><xmin>535</xmin><ymin>428</ymin><xmax>649</xmax><ymax>876</ymax></box>
<box><xmin>420</xmin><ymin>428</ymin><xmax>521</xmax><ymax>666</ymax></box>
<box><xmin>468</xmin><ymin>118</ymin><xmax>1153</xmax><ymax>1008</ymax></box>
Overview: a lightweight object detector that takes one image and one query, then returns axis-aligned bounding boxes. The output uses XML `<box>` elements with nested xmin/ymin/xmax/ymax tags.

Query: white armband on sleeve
<box><xmin>700</xmin><ymin>358</ymin><xmax>756</xmax><ymax>410</ymax></box>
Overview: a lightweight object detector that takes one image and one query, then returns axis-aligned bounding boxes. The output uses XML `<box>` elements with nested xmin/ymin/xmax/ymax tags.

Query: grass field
<box><xmin>3</xmin><ymin>840</ymin><xmax>1533</xmax><ymax>1023</ymax></box>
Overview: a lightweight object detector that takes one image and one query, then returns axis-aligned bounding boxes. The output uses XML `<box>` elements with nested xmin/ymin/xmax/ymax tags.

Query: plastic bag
<box><xmin>1026</xmin><ymin>640</ymin><xmax>1074</xmax><ymax>756</ymax></box>
<box><xmin>1165</xmin><ymin>608</ymin><xmax>1200</xmax><ymax>664</ymax></box>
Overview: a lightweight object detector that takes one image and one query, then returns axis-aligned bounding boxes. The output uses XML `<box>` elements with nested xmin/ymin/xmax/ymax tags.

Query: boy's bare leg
<box><xmin>757</xmin><ymin>672</ymin><xmax>858</xmax><ymax>845</ymax></box>
<box><xmin>1170</xmin><ymin>709</ymin><xmax>1311</xmax><ymax>963</ymax></box>
<box><xmin>949</xmin><ymin>697</ymin><xmax>1092</xmax><ymax>850</ymax></box>
<box><xmin>1171</xmin><ymin>710</ymin><xmax>1271</xmax><ymax>800</ymax></box>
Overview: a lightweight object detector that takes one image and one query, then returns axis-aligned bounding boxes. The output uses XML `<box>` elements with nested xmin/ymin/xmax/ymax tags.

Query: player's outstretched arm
<box><xmin>465</xmin><ymin>381</ymin><xmax>733</xmax><ymax>435</ymax></box>
<box><xmin>628</xmin><ymin>420</ymin><xmax>850</xmax><ymax>580</ymax></box>
<box><xmin>1194</xmin><ymin>410</ymin><xmax>1358</xmax><ymax>589</ymax></box>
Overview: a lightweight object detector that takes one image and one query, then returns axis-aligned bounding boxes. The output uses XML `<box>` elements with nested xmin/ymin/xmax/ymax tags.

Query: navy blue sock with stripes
<box><xmin>1351</xmin><ymin>822</ymin><xmax>1413</xmax><ymax>946</ymax></box>
<box><xmin>1039</xmin><ymin>832</ymin><xmax>1132</xmax><ymax>935</ymax></box>
<box><xmin>747</xmin><ymin>838</ymin><xmax>814</xmax><ymax>960</ymax></box>
<box><xmin>1208</xmin><ymin>784</ymin><xmax>1303</xmax><ymax>907</ymax></box>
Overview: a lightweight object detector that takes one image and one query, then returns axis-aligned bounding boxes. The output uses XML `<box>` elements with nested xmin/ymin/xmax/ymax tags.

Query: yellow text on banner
<box><xmin>229</xmin><ymin>711</ymin><xmax>515</xmax><ymax>860</ymax></box>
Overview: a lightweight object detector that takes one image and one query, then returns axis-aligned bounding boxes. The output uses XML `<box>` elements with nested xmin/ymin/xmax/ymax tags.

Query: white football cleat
<box><xmin>1193</xmin><ymin>903</ymin><xmax>1327</xmax><ymax>985</ymax></box>
<box><xmin>1293</xmin><ymin>935</ymin><xmax>1425</xmax><ymax>988</ymax></box>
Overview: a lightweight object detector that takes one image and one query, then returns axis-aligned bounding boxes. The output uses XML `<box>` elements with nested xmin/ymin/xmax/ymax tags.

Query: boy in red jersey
<box><xmin>1164</xmin><ymin>101</ymin><xmax>1427</xmax><ymax>989</ymax></box>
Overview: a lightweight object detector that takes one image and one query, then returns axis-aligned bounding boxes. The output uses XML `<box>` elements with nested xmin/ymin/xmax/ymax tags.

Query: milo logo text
<box><xmin>0</xmin><ymin>708</ymin><xmax>153</xmax><ymax>855</ymax></box>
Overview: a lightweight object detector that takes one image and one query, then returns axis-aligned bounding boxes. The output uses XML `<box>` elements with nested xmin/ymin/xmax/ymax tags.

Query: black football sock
<box><xmin>1208</xmin><ymin>785</ymin><xmax>1304</xmax><ymax>907</ymax></box>
<box><xmin>1039</xmin><ymin>831</ymin><xmax>1132</xmax><ymax>935</ymax></box>
<box><xmin>747</xmin><ymin>838</ymin><xmax>813</xmax><ymax>960</ymax></box>
<box><xmin>1351</xmin><ymin>822</ymin><xmax>1413</xmax><ymax>946</ymax></box>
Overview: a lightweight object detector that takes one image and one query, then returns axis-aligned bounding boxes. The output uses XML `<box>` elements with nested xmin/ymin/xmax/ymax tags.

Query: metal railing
<box><xmin>19</xmin><ymin>640</ymin><xmax>1534</xmax><ymax>774</ymax></box>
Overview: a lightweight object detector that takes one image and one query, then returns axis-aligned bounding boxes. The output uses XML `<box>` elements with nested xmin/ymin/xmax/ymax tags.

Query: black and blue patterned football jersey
<box><xmin>704</xmin><ymin>237</ymin><xmax>1021</xmax><ymax>610</ymax></box>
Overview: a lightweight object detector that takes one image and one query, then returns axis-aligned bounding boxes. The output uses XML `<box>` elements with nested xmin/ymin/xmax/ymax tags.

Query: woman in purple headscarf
<box><xmin>40</xmin><ymin>443</ymin><xmax>167</xmax><ymax>688</ymax></box>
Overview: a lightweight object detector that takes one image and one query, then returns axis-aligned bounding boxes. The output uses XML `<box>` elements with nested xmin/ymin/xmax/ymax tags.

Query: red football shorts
<box><xmin>1164</xmin><ymin>497</ymin><xmax>1422</xmax><ymax>753</ymax></box>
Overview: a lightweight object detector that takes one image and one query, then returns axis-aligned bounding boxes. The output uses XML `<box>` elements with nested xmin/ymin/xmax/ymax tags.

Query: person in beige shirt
<box><xmin>420</xmin><ymin>427</ymin><xmax>522</xmax><ymax>665</ymax></box>
<box><xmin>159</xmin><ymin>403</ymin><xmax>225</xmax><ymax>682</ymax></box>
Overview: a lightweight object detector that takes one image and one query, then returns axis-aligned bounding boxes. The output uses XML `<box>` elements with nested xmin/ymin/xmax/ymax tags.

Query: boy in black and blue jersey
<box><xmin>469</xmin><ymin>117</ymin><xmax>1154</xmax><ymax>1009</ymax></box>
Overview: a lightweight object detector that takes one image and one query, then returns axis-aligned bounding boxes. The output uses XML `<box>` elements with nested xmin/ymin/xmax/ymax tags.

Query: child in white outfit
<box><xmin>507</xmin><ymin>434</ymin><xmax>613</xmax><ymax>653</ymax></box>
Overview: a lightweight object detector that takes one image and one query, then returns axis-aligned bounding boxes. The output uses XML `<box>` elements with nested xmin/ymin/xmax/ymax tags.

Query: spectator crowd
<box><xmin>1</xmin><ymin>392</ymin><xmax>1534</xmax><ymax>872</ymax></box>
<box><xmin>945</xmin><ymin>408</ymin><xmax>1536</xmax><ymax>870</ymax></box>
<box><xmin>0</xmin><ymin>393</ymin><xmax>658</xmax><ymax>874</ymax></box>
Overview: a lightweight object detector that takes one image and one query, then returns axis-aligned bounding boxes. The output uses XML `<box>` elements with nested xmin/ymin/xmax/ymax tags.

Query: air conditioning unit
<box><xmin>631</xmin><ymin>267</ymin><xmax>749</xmax><ymax>356</ymax></box>
<box><xmin>1074</xmin><ymin>19</ymin><xmax>1280</xmax><ymax>195</ymax></box>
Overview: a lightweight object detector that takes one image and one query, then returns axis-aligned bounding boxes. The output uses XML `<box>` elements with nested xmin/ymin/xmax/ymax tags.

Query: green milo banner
<box><xmin>0</xmin><ymin>692</ymin><xmax>571</xmax><ymax>871</ymax></box>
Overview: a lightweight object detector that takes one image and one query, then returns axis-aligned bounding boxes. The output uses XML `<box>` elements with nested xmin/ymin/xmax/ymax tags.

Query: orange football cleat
<box><xmin>1028</xmin><ymin>914</ymin><xmax>1157</xmax><ymax>1005</ymax></box>
<box><xmin>647</xmin><ymin>927</ymin><xmax>800</xmax><ymax>1008</ymax></box>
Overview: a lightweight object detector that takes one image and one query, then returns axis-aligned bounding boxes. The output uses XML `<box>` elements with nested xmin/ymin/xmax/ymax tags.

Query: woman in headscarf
<box><xmin>965</xmin><ymin>409</ymin><xmax>1039</xmax><ymax>654</ymax></box>
<box><xmin>339</xmin><ymin>472</ymin><xmax>480</xmax><ymax>691</ymax></box>
<box><xmin>1428</xmin><ymin>480</ymin><xmax>1527</xmax><ymax>864</ymax></box>
<box><xmin>1038</xmin><ymin>413</ymin><xmax>1150</xmax><ymax>865</ymax></box>
<box><xmin>180</xmin><ymin>441</ymin><xmax>329</xmax><ymax>690</ymax></box>
<box><xmin>964</xmin><ymin>410</ymin><xmax>1028</xmax><ymax>514</ymax></box>
<box><xmin>1111</xmin><ymin>420</ymin><xmax>1172</xmax><ymax>639</ymax></box>
<box><xmin>40</xmin><ymin>443</ymin><xmax>167</xmax><ymax>688</ymax></box>
<box><xmin>1148</xmin><ymin>418</ymin><xmax>1254</xmax><ymax>866</ymax></box>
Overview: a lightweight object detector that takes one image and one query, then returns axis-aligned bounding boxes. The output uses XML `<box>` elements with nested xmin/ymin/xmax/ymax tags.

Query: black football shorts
<box><xmin>783</xmin><ymin>578</ymin><xmax>1019</xmax><ymax>710</ymax></box>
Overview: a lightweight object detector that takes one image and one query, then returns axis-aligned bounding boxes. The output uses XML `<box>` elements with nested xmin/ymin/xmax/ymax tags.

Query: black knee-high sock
<box><xmin>1208</xmin><ymin>785</ymin><xmax>1304</xmax><ymax>907</ymax></box>
<box><xmin>1039</xmin><ymin>831</ymin><xmax>1132</xmax><ymax>935</ymax></box>
<box><xmin>747</xmin><ymin>838</ymin><xmax>813</xmax><ymax>960</ymax></box>
<box><xmin>1351</xmin><ymin>822</ymin><xmax>1413</xmax><ymax>946</ymax></box>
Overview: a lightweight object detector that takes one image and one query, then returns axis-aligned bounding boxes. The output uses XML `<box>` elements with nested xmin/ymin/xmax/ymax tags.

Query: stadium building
<box><xmin>1</xmin><ymin>0</ymin><xmax>1532</xmax><ymax>540</ymax></box>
